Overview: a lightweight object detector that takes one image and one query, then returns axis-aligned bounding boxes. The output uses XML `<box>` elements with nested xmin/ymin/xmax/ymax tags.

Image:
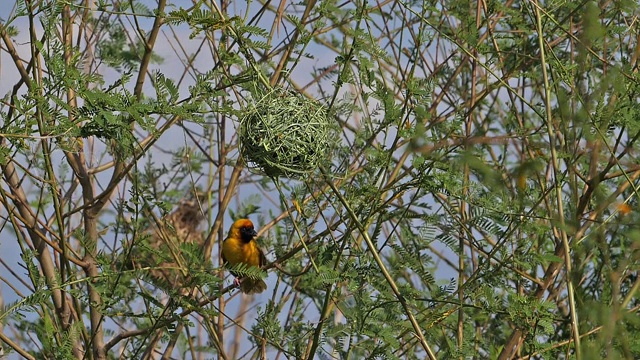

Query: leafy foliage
<box><xmin>1</xmin><ymin>0</ymin><xmax>639</xmax><ymax>359</ymax></box>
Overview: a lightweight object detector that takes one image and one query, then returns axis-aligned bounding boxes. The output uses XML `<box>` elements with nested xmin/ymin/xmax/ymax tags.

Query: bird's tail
<box><xmin>240</xmin><ymin>278</ymin><xmax>267</xmax><ymax>294</ymax></box>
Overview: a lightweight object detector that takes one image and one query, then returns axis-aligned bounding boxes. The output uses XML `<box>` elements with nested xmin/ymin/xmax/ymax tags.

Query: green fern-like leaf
<box><xmin>227</xmin><ymin>262</ymin><xmax>266</xmax><ymax>281</ymax></box>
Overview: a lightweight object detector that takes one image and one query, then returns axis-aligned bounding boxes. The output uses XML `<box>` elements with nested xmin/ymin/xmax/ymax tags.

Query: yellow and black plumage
<box><xmin>221</xmin><ymin>219</ymin><xmax>267</xmax><ymax>294</ymax></box>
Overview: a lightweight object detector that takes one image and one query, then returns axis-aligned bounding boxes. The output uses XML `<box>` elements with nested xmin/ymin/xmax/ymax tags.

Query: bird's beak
<box><xmin>250</xmin><ymin>229</ymin><xmax>257</xmax><ymax>237</ymax></box>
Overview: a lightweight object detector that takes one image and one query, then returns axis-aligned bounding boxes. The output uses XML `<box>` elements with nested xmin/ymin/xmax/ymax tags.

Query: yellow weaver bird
<box><xmin>221</xmin><ymin>219</ymin><xmax>267</xmax><ymax>294</ymax></box>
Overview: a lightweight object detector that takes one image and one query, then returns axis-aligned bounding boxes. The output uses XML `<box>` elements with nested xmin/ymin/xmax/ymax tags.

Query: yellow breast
<box><xmin>222</xmin><ymin>238</ymin><xmax>262</xmax><ymax>267</ymax></box>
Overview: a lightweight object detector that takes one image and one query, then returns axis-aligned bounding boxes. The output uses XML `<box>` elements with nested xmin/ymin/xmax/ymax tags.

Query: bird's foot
<box><xmin>233</xmin><ymin>277</ymin><xmax>241</xmax><ymax>288</ymax></box>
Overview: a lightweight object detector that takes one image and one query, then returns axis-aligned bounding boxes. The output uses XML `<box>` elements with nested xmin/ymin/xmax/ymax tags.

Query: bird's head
<box><xmin>231</xmin><ymin>219</ymin><xmax>257</xmax><ymax>243</ymax></box>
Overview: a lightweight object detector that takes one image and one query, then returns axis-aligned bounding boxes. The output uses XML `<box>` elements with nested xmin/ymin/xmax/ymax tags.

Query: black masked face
<box><xmin>240</xmin><ymin>225</ymin><xmax>257</xmax><ymax>242</ymax></box>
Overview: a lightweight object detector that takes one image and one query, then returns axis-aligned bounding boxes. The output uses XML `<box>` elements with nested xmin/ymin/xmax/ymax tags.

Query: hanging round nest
<box><xmin>238</xmin><ymin>88</ymin><xmax>334</xmax><ymax>179</ymax></box>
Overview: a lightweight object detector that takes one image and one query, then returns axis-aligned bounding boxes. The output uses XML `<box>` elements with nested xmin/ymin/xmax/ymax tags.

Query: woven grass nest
<box><xmin>238</xmin><ymin>89</ymin><xmax>333</xmax><ymax>179</ymax></box>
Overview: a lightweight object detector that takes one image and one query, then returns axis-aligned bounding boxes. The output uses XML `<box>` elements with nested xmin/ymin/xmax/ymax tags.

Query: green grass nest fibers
<box><xmin>238</xmin><ymin>89</ymin><xmax>333</xmax><ymax>179</ymax></box>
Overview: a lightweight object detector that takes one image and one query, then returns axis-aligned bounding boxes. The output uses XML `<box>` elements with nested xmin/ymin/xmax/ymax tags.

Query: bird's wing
<box><xmin>221</xmin><ymin>238</ymin><xmax>228</xmax><ymax>265</ymax></box>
